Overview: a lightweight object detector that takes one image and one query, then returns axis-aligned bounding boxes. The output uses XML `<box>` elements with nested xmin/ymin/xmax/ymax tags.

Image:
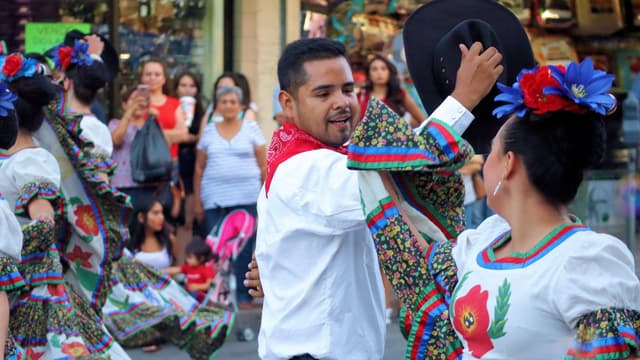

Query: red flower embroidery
<box><xmin>66</xmin><ymin>245</ymin><xmax>92</xmax><ymax>268</ymax></box>
<box><xmin>2</xmin><ymin>55</ymin><xmax>22</xmax><ymax>77</ymax></box>
<box><xmin>47</xmin><ymin>284</ymin><xmax>67</xmax><ymax>298</ymax></box>
<box><xmin>57</xmin><ymin>46</ymin><xmax>73</xmax><ymax>71</ymax></box>
<box><xmin>520</xmin><ymin>66</ymin><xmax>577</xmax><ymax>114</ymax></box>
<box><xmin>453</xmin><ymin>285</ymin><xmax>494</xmax><ymax>358</ymax></box>
<box><xmin>26</xmin><ymin>348</ymin><xmax>45</xmax><ymax>360</ymax></box>
<box><xmin>61</xmin><ymin>341</ymin><xmax>89</xmax><ymax>357</ymax></box>
<box><xmin>73</xmin><ymin>204</ymin><xmax>99</xmax><ymax>236</ymax></box>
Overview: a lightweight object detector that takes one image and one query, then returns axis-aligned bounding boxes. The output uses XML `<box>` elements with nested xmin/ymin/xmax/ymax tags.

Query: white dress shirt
<box><xmin>255</xmin><ymin>96</ymin><xmax>474</xmax><ymax>360</ymax></box>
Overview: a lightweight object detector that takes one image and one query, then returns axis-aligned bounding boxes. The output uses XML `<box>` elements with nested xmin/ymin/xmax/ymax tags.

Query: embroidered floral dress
<box><xmin>0</xmin><ymin>147</ymin><xmax>129</xmax><ymax>359</ymax></box>
<box><xmin>346</xmin><ymin>98</ymin><xmax>640</xmax><ymax>360</ymax></box>
<box><xmin>34</xmin><ymin>90</ymin><xmax>129</xmax><ymax>314</ymax></box>
<box><xmin>0</xmin><ymin>191</ymin><xmax>26</xmax><ymax>360</ymax></box>
<box><xmin>103</xmin><ymin>249</ymin><xmax>235</xmax><ymax>360</ymax></box>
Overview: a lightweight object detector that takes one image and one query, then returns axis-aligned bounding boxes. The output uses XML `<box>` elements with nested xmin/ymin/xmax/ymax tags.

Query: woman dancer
<box><xmin>0</xmin><ymin>54</ymin><xmax>129</xmax><ymax>358</ymax></box>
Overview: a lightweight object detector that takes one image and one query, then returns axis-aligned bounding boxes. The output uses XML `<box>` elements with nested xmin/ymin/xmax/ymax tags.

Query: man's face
<box><xmin>282</xmin><ymin>57</ymin><xmax>358</xmax><ymax>147</ymax></box>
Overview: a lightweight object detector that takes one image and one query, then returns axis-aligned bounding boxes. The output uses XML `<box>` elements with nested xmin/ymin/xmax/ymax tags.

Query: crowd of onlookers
<box><xmin>106</xmin><ymin>53</ymin><xmax>493</xmax><ymax>312</ymax></box>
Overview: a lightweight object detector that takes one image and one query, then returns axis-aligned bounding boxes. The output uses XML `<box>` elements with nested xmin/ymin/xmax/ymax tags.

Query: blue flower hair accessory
<box><xmin>0</xmin><ymin>54</ymin><xmax>38</xmax><ymax>82</ymax></box>
<box><xmin>493</xmin><ymin>58</ymin><xmax>616</xmax><ymax>119</ymax></box>
<box><xmin>51</xmin><ymin>39</ymin><xmax>94</xmax><ymax>72</ymax></box>
<box><xmin>0</xmin><ymin>82</ymin><xmax>16</xmax><ymax>117</ymax></box>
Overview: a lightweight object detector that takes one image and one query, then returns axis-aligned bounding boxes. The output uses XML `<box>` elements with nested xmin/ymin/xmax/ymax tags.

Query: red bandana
<box><xmin>265</xmin><ymin>122</ymin><xmax>347</xmax><ymax>196</ymax></box>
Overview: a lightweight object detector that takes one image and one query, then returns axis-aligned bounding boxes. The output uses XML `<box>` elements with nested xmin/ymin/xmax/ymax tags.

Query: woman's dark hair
<box><xmin>128</xmin><ymin>198</ymin><xmax>173</xmax><ymax>260</ymax></box>
<box><xmin>174</xmin><ymin>71</ymin><xmax>204</xmax><ymax>133</ymax></box>
<box><xmin>211</xmin><ymin>72</ymin><xmax>237</xmax><ymax>107</ymax></box>
<box><xmin>8</xmin><ymin>74</ymin><xmax>57</xmax><ymax>132</ymax></box>
<box><xmin>186</xmin><ymin>236</ymin><xmax>212</xmax><ymax>264</ymax></box>
<box><xmin>139</xmin><ymin>58</ymin><xmax>173</xmax><ymax>96</ymax></box>
<box><xmin>502</xmin><ymin>111</ymin><xmax>606</xmax><ymax>205</ymax></box>
<box><xmin>65</xmin><ymin>61</ymin><xmax>109</xmax><ymax>105</ymax></box>
<box><xmin>0</xmin><ymin>108</ymin><xmax>18</xmax><ymax>149</ymax></box>
<box><xmin>234</xmin><ymin>72</ymin><xmax>252</xmax><ymax>109</ymax></box>
<box><xmin>364</xmin><ymin>54</ymin><xmax>406</xmax><ymax>116</ymax></box>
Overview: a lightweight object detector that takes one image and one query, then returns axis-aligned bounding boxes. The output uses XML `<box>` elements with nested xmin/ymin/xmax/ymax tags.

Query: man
<box><xmin>253</xmin><ymin>38</ymin><xmax>502</xmax><ymax>359</ymax></box>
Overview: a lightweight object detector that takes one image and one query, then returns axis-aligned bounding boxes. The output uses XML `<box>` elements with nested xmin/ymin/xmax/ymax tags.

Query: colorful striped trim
<box><xmin>365</xmin><ymin>196</ymin><xmax>400</xmax><ymax>235</ymax></box>
<box><xmin>426</xmin><ymin>120</ymin><xmax>460</xmax><ymax>159</ymax></box>
<box><xmin>425</xmin><ymin>242</ymin><xmax>451</xmax><ymax>305</ymax></box>
<box><xmin>477</xmin><ymin>223</ymin><xmax>589</xmax><ymax>270</ymax></box>
<box><xmin>406</xmin><ymin>282</ymin><xmax>463</xmax><ymax>360</ymax></box>
<box><xmin>392</xmin><ymin>173</ymin><xmax>455</xmax><ymax>240</ymax></box>
<box><xmin>348</xmin><ymin>145</ymin><xmax>438</xmax><ymax>169</ymax></box>
<box><xmin>0</xmin><ymin>257</ymin><xmax>25</xmax><ymax>292</ymax></box>
<box><xmin>14</xmin><ymin>182</ymin><xmax>60</xmax><ymax>217</ymax></box>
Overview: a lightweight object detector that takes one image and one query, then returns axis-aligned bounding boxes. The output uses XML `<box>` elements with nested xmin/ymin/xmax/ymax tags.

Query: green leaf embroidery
<box><xmin>450</xmin><ymin>271</ymin><xmax>471</xmax><ymax>319</ymax></box>
<box><xmin>77</xmin><ymin>266</ymin><xmax>100</xmax><ymax>290</ymax></box>
<box><xmin>51</xmin><ymin>334</ymin><xmax>62</xmax><ymax>348</ymax></box>
<box><xmin>108</xmin><ymin>295</ymin><xmax>131</xmax><ymax>310</ymax></box>
<box><xmin>69</xmin><ymin>197</ymin><xmax>82</xmax><ymax>206</ymax></box>
<box><xmin>488</xmin><ymin>278</ymin><xmax>511</xmax><ymax>339</ymax></box>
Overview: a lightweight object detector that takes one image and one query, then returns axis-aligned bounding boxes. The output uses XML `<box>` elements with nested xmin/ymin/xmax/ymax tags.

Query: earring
<box><xmin>492</xmin><ymin>180</ymin><xmax>502</xmax><ymax>197</ymax></box>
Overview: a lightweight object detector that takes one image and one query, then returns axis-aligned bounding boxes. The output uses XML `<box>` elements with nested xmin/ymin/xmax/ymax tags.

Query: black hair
<box><xmin>364</xmin><ymin>54</ymin><xmax>406</xmax><ymax>116</ymax></box>
<box><xmin>502</xmin><ymin>111</ymin><xmax>606</xmax><ymax>205</ymax></box>
<box><xmin>128</xmin><ymin>197</ymin><xmax>174</xmax><ymax>261</ymax></box>
<box><xmin>278</xmin><ymin>38</ymin><xmax>346</xmax><ymax>97</ymax></box>
<box><xmin>211</xmin><ymin>72</ymin><xmax>237</xmax><ymax>108</ymax></box>
<box><xmin>66</xmin><ymin>61</ymin><xmax>108</xmax><ymax>105</ymax></box>
<box><xmin>234</xmin><ymin>72</ymin><xmax>252</xmax><ymax>109</ymax></box>
<box><xmin>7</xmin><ymin>74</ymin><xmax>57</xmax><ymax>132</ymax></box>
<box><xmin>185</xmin><ymin>236</ymin><xmax>212</xmax><ymax>265</ymax></box>
<box><xmin>174</xmin><ymin>70</ymin><xmax>205</xmax><ymax>134</ymax></box>
<box><xmin>0</xmin><ymin>108</ymin><xmax>18</xmax><ymax>150</ymax></box>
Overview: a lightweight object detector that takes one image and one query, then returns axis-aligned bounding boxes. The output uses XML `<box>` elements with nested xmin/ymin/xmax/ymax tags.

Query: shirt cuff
<box><xmin>414</xmin><ymin>96</ymin><xmax>474</xmax><ymax>136</ymax></box>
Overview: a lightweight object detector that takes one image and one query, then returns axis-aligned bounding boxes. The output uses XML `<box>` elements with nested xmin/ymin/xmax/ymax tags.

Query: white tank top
<box><xmin>134</xmin><ymin>247</ymin><xmax>172</xmax><ymax>270</ymax></box>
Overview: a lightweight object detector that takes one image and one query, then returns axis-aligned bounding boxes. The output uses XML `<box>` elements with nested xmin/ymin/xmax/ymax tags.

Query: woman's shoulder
<box><xmin>166</xmin><ymin>96</ymin><xmax>180</xmax><ymax>108</ymax></box>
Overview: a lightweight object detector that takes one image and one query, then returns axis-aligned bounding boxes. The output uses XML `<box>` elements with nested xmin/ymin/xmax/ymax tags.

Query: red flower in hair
<box><xmin>520</xmin><ymin>66</ymin><xmax>579</xmax><ymax>114</ymax></box>
<box><xmin>57</xmin><ymin>46</ymin><xmax>73</xmax><ymax>70</ymax></box>
<box><xmin>2</xmin><ymin>54</ymin><xmax>22</xmax><ymax>77</ymax></box>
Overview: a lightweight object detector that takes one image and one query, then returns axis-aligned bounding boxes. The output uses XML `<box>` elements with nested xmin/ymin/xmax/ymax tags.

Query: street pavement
<box><xmin>126</xmin><ymin>318</ymin><xmax>407</xmax><ymax>359</ymax></box>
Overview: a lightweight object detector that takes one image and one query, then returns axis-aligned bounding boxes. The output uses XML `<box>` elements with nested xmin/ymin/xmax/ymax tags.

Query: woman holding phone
<box><xmin>109</xmin><ymin>83</ymin><xmax>158</xmax><ymax>211</ymax></box>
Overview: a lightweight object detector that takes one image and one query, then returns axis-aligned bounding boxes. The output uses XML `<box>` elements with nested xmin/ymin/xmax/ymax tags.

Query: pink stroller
<box><xmin>204</xmin><ymin>209</ymin><xmax>255</xmax><ymax>308</ymax></box>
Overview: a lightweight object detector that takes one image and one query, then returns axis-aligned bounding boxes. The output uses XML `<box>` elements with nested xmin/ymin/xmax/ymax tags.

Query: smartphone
<box><xmin>137</xmin><ymin>84</ymin><xmax>150</xmax><ymax>97</ymax></box>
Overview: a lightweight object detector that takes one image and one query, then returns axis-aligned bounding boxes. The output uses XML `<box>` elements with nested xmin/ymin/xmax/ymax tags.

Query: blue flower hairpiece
<box><xmin>0</xmin><ymin>82</ymin><xmax>16</xmax><ymax>117</ymax></box>
<box><xmin>0</xmin><ymin>54</ymin><xmax>37</xmax><ymax>82</ymax></box>
<box><xmin>52</xmin><ymin>39</ymin><xmax>94</xmax><ymax>71</ymax></box>
<box><xmin>493</xmin><ymin>58</ymin><xmax>616</xmax><ymax>119</ymax></box>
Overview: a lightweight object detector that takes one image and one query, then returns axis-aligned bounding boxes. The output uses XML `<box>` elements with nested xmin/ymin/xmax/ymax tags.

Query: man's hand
<box><xmin>244</xmin><ymin>254</ymin><xmax>264</xmax><ymax>298</ymax></box>
<box><xmin>451</xmin><ymin>42</ymin><xmax>504</xmax><ymax>111</ymax></box>
<box><xmin>84</xmin><ymin>34</ymin><xmax>104</xmax><ymax>56</ymax></box>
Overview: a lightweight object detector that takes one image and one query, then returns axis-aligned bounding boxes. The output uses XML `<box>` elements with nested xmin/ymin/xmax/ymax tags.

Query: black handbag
<box><xmin>130</xmin><ymin>115</ymin><xmax>173</xmax><ymax>184</ymax></box>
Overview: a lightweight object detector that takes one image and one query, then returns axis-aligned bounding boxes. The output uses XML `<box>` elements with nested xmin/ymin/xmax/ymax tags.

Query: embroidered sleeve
<box><xmin>567</xmin><ymin>308</ymin><xmax>640</xmax><ymax>359</ymax></box>
<box><xmin>15</xmin><ymin>182</ymin><xmax>62</xmax><ymax>218</ymax></box>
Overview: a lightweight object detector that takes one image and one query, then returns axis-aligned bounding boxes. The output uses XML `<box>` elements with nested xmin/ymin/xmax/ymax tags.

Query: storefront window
<box><xmin>1</xmin><ymin>1</ymin><xmax>215</xmax><ymax>118</ymax></box>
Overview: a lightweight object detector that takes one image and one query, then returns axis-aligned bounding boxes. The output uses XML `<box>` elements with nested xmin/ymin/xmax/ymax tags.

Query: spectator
<box><xmin>201</xmin><ymin>72</ymin><xmax>257</xmax><ymax>132</ymax></box>
<box><xmin>173</xmin><ymin>71</ymin><xmax>206</xmax><ymax>262</ymax></box>
<box><xmin>358</xmin><ymin>54</ymin><xmax>425</xmax><ymax>127</ymax></box>
<box><xmin>109</xmin><ymin>83</ymin><xmax>157</xmax><ymax>211</ymax></box>
<box><xmin>194</xmin><ymin>85</ymin><xmax>266</xmax><ymax>309</ymax></box>
<box><xmin>460</xmin><ymin>154</ymin><xmax>486</xmax><ymax>229</ymax></box>
<box><xmin>128</xmin><ymin>198</ymin><xmax>175</xmax><ymax>271</ymax></box>
<box><xmin>163</xmin><ymin>236</ymin><xmax>215</xmax><ymax>302</ymax></box>
<box><xmin>139</xmin><ymin>58</ymin><xmax>188</xmax><ymax>161</ymax></box>
<box><xmin>234</xmin><ymin>72</ymin><xmax>259</xmax><ymax>118</ymax></box>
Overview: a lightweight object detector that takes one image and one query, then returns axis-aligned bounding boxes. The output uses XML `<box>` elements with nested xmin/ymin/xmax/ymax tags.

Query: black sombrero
<box><xmin>403</xmin><ymin>0</ymin><xmax>535</xmax><ymax>154</ymax></box>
